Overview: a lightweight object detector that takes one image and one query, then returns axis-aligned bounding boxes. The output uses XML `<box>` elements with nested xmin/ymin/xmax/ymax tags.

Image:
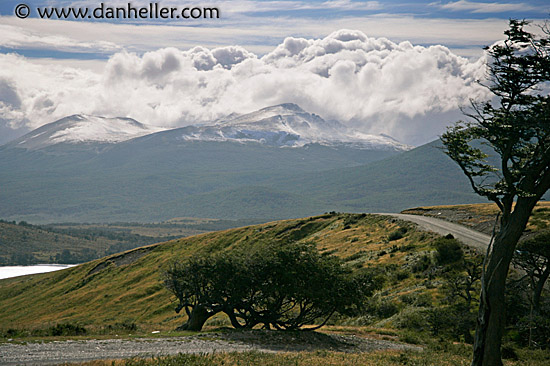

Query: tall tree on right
<box><xmin>441</xmin><ymin>20</ymin><xmax>550</xmax><ymax>366</ymax></box>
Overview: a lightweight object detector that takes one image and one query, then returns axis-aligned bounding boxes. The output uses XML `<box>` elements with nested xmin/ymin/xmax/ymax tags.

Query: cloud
<box><xmin>0</xmin><ymin>30</ymin><xmax>490</xmax><ymax>145</ymax></box>
<box><xmin>64</xmin><ymin>0</ymin><xmax>382</xmax><ymax>14</ymax></box>
<box><xmin>0</xmin><ymin>23</ymin><xmax>120</xmax><ymax>53</ymax></box>
<box><xmin>435</xmin><ymin>1</ymin><xmax>538</xmax><ymax>13</ymax></box>
<box><xmin>1</xmin><ymin>12</ymin><xmax>512</xmax><ymax>58</ymax></box>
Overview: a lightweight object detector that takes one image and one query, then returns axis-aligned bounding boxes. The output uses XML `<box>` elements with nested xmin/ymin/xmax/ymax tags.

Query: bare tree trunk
<box><xmin>472</xmin><ymin>242</ymin><xmax>511</xmax><ymax>366</ymax></box>
<box><xmin>177</xmin><ymin>305</ymin><xmax>212</xmax><ymax>331</ymax></box>
<box><xmin>472</xmin><ymin>201</ymin><xmax>534</xmax><ymax>366</ymax></box>
<box><xmin>533</xmin><ymin>268</ymin><xmax>550</xmax><ymax>315</ymax></box>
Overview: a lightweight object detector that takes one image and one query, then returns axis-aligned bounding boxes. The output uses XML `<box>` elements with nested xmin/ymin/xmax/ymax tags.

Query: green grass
<box><xmin>59</xmin><ymin>345</ymin><xmax>550</xmax><ymax>366</ymax></box>
<box><xmin>1</xmin><ymin>211</ymin><xmax>549</xmax><ymax>364</ymax></box>
<box><xmin>0</xmin><ymin>213</ymin><xmax>436</xmax><ymax>332</ymax></box>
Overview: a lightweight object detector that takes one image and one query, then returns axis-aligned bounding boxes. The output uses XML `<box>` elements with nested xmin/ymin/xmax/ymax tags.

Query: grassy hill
<box><xmin>1</xmin><ymin>208</ymin><xmax>549</xmax><ymax>365</ymax></box>
<box><xmin>0</xmin><ymin>213</ymin><xmax>445</xmax><ymax>332</ymax></box>
<box><xmin>0</xmin><ymin>218</ymin><xmax>260</xmax><ymax>265</ymax></box>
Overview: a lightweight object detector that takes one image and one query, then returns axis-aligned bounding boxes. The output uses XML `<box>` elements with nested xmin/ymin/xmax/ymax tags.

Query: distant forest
<box><xmin>0</xmin><ymin>218</ymin><xmax>261</xmax><ymax>265</ymax></box>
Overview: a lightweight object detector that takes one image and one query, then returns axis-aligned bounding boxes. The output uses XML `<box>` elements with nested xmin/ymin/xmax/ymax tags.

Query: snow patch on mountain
<box><xmin>7</xmin><ymin>115</ymin><xmax>165</xmax><ymax>149</ymax></box>
<box><xmin>177</xmin><ymin>104</ymin><xmax>412</xmax><ymax>151</ymax></box>
<box><xmin>49</xmin><ymin>115</ymin><xmax>163</xmax><ymax>143</ymax></box>
<box><xmin>5</xmin><ymin>104</ymin><xmax>411</xmax><ymax>151</ymax></box>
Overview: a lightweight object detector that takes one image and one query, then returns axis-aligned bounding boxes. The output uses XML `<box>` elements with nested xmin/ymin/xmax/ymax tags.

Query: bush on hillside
<box><xmin>163</xmin><ymin>242</ymin><xmax>383</xmax><ymax>331</ymax></box>
<box><xmin>388</xmin><ymin>227</ymin><xmax>408</xmax><ymax>241</ymax></box>
<box><xmin>434</xmin><ymin>237</ymin><xmax>464</xmax><ymax>265</ymax></box>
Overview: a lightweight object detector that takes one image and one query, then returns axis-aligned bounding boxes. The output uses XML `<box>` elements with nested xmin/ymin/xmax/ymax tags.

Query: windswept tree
<box><xmin>441</xmin><ymin>20</ymin><xmax>550</xmax><ymax>366</ymax></box>
<box><xmin>442</xmin><ymin>255</ymin><xmax>483</xmax><ymax>344</ymax></box>
<box><xmin>163</xmin><ymin>242</ymin><xmax>381</xmax><ymax>331</ymax></box>
<box><xmin>513</xmin><ymin>232</ymin><xmax>550</xmax><ymax>315</ymax></box>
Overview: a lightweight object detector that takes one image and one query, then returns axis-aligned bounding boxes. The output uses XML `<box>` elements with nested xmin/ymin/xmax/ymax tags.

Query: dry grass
<box><xmin>59</xmin><ymin>346</ymin><xmax>550</xmax><ymax>366</ymax></box>
<box><xmin>0</xmin><ymin>214</ymin><xmax>428</xmax><ymax>331</ymax></box>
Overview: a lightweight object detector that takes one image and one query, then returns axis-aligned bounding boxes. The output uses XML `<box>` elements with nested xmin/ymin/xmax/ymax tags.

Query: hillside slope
<box><xmin>0</xmin><ymin>213</ymin><xmax>440</xmax><ymax>330</ymax></box>
<box><xmin>403</xmin><ymin>201</ymin><xmax>550</xmax><ymax>235</ymax></box>
<box><xmin>0</xmin><ymin>218</ymin><xmax>261</xmax><ymax>265</ymax></box>
<box><xmin>281</xmin><ymin>139</ymin><xmax>486</xmax><ymax>212</ymax></box>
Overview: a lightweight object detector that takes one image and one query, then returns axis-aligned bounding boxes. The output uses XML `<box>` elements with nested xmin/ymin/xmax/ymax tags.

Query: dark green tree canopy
<box><xmin>163</xmin><ymin>242</ymin><xmax>382</xmax><ymax>331</ymax></box>
<box><xmin>513</xmin><ymin>231</ymin><xmax>550</xmax><ymax>313</ymax></box>
<box><xmin>441</xmin><ymin>20</ymin><xmax>550</xmax><ymax>216</ymax></box>
<box><xmin>441</xmin><ymin>19</ymin><xmax>550</xmax><ymax>366</ymax></box>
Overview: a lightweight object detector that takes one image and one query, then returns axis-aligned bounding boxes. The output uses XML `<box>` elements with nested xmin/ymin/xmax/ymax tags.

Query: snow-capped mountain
<box><xmin>176</xmin><ymin>104</ymin><xmax>411</xmax><ymax>151</ymax></box>
<box><xmin>6</xmin><ymin>115</ymin><xmax>165</xmax><ymax>150</ymax></box>
<box><xmin>4</xmin><ymin>104</ymin><xmax>410</xmax><ymax>151</ymax></box>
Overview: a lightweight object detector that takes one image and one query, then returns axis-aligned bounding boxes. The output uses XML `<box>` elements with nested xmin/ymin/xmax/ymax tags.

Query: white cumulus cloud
<box><xmin>0</xmin><ymin>30</ymin><xmax>489</xmax><ymax>145</ymax></box>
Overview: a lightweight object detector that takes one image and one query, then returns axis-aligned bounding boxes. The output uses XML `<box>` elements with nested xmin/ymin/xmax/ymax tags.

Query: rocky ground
<box><xmin>0</xmin><ymin>330</ymin><xmax>421</xmax><ymax>365</ymax></box>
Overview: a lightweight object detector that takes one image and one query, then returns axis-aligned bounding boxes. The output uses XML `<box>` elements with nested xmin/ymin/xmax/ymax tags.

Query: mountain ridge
<box><xmin>5</xmin><ymin>115</ymin><xmax>165</xmax><ymax>150</ymax></box>
<box><xmin>2</xmin><ymin>104</ymin><xmax>411</xmax><ymax>151</ymax></box>
<box><xmin>0</xmin><ymin>104</ymin><xmax>494</xmax><ymax>224</ymax></box>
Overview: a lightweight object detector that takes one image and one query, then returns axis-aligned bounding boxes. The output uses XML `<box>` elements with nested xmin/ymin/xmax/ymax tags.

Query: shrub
<box><xmin>371</xmin><ymin>299</ymin><xmax>400</xmax><ymax>318</ymax></box>
<box><xmin>388</xmin><ymin>227</ymin><xmax>408</xmax><ymax>241</ymax></box>
<box><xmin>48</xmin><ymin>323</ymin><xmax>87</xmax><ymax>336</ymax></box>
<box><xmin>394</xmin><ymin>308</ymin><xmax>430</xmax><ymax>331</ymax></box>
<box><xmin>412</xmin><ymin>254</ymin><xmax>432</xmax><ymax>273</ymax></box>
<box><xmin>434</xmin><ymin>238</ymin><xmax>463</xmax><ymax>265</ymax></box>
<box><xmin>394</xmin><ymin>270</ymin><xmax>410</xmax><ymax>281</ymax></box>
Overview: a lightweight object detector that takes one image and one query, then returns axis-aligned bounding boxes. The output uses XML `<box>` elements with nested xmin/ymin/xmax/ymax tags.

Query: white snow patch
<box><xmin>49</xmin><ymin>115</ymin><xmax>165</xmax><ymax>144</ymax></box>
<box><xmin>179</xmin><ymin>104</ymin><xmax>412</xmax><ymax>150</ymax></box>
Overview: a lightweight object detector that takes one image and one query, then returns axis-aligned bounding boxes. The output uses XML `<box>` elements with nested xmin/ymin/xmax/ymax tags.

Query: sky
<box><xmin>0</xmin><ymin>1</ymin><xmax>548</xmax><ymax>146</ymax></box>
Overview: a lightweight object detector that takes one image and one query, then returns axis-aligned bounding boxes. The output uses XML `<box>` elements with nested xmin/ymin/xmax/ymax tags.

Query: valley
<box><xmin>0</xmin><ymin>104</ymin><xmax>489</xmax><ymax>224</ymax></box>
<box><xmin>0</xmin><ymin>207</ymin><xmax>549</xmax><ymax>365</ymax></box>
<box><xmin>0</xmin><ymin>107</ymin><xmax>548</xmax><ymax>365</ymax></box>
<box><xmin>0</xmin><ymin>218</ymin><xmax>260</xmax><ymax>265</ymax></box>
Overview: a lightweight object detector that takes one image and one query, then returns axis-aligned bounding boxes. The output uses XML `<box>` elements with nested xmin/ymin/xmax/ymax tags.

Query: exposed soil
<box><xmin>88</xmin><ymin>246</ymin><xmax>157</xmax><ymax>276</ymax></box>
<box><xmin>0</xmin><ymin>330</ymin><xmax>421</xmax><ymax>365</ymax></box>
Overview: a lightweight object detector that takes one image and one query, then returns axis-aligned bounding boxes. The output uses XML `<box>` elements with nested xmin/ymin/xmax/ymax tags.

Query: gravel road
<box><xmin>381</xmin><ymin>213</ymin><xmax>492</xmax><ymax>252</ymax></box>
<box><xmin>0</xmin><ymin>331</ymin><xmax>421</xmax><ymax>365</ymax></box>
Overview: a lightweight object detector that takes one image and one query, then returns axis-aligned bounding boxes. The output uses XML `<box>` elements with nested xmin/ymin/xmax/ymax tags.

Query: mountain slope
<box><xmin>0</xmin><ymin>213</ymin><xmax>437</xmax><ymax>330</ymax></box>
<box><xmin>0</xmin><ymin>105</ymin><xmax>494</xmax><ymax>223</ymax></box>
<box><xmin>179</xmin><ymin>104</ymin><xmax>410</xmax><ymax>150</ymax></box>
<box><xmin>6</xmin><ymin>115</ymin><xmax>164</xmax><ymax>150</ymax></box>
<box><xmin>0</xmin><ymin>139</ymin><xmax>489</xmax><ymax>223</ymax></box>
<box><xmin>4</xmin><ymin>104</ymin><xmax>409</xmax><ymax>152</ymax></box>
<box><xmin>273</xmin><ymin>139</ymin><xmax>487</xmax><ymax>212</ymax></box>
<box><xmin>0</xmin><ymin>105</ymin><xmax>409</xmax><ymax>223</ymax></box>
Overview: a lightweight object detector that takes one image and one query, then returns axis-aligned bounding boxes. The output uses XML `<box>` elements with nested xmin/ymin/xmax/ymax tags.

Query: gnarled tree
<box><xmin>164</xmin><ymin>242</ymin><xmax>381</xmax><ymax>331</ymax></box>
<box><xmin>441</xmin><ymin>20</ymin><xmax>550</xmax><ymax>366</ymax></box>
<box><xmin>513</xmin><ymin>232</ymin><xmax>550</xmax><ymax>315</ymax></box>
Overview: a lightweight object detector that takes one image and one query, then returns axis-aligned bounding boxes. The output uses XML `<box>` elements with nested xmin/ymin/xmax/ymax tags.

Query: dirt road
<box><xmin>381</xmin><ymin>213</ymin><xmax>492</xmax><ymax>252</ymax></box>
<box><xmin>0</xmin><ymin>330</ymin><xmax>420</xmax><ymax>365</ymax></box>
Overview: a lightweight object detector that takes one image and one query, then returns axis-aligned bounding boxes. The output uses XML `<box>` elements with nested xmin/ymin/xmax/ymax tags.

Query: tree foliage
<box><xmin>442</xmin><ymin>255</ymin><xmax>483</xmax><ymax>344</ymax></box>
<box><xmin>441</xmin><ymin>19</ymin><xmax>550</xmax><ymax>366</ymax></box>
<box><xmin>513</xmin><ymin>232</ymin><xmax>550</xmax><ymax>315</ymax></box>
<box><xmin>163</xmin><ymin>242</ymin><xmax>381</xmax><ymax>331</ymax></box>
<box><xmin>441</xmin><ymin>20</ymin><xmax>550</xmax><ymax>212</ymax></box>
